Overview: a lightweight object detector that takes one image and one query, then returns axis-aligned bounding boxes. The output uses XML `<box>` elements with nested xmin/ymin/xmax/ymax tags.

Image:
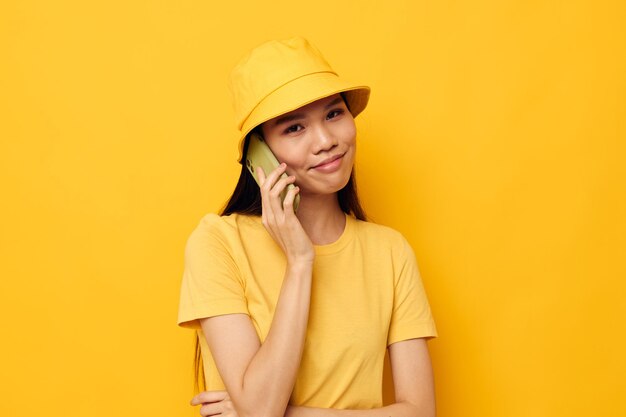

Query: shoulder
<box><xmin>186</xmin><ymin>212</ymin><xmax>261</xmax><ymax>253</ymax></box>
<box><xmin>192</xmin><ymin>212</ymin><xmax>260</xmax><ymax>235</ymax></box>
<box><xmin>352</xmin><ymin>218</ymin><xmax>419</xmax><ymax>267</ymax></box>
<box><xmin>353</xmin><ymin>217</ymin><xmax>411</xmax><ymax>250</ymax></box>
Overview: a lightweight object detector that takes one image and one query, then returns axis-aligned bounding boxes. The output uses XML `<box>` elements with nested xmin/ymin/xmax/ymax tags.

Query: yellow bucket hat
<box><xmin>228</xmin><ymin>36</ymin><xmax>371</xmax><ymax>163</ymax></box>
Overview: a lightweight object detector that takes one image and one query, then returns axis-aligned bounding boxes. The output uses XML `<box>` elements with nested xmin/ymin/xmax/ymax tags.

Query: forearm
<box><xmin>286</xmin><ymin>402</ymin><xmax>428</xmax><ymax>417</ymax></box>
<box><xmin>238</xmin><ymin>262</ymin><xmax>313</xmax><ymax>417</ymax></box>
<box><xmin>283</xmin><ymin>339</ymin><xmax>436</xmax><ymax>417</ymax></box>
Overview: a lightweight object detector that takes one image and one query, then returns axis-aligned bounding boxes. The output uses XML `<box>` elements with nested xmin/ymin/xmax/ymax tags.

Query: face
<box><xmin>259</xmin><ymin>93</ymin><xmax>357</xmax><ymax>197</ymax></box>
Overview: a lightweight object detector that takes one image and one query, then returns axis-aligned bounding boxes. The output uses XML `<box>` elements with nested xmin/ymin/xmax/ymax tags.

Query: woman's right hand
<box><xmin>191</xmin><ymin>390</ymin><xmax>238</xmax><ymax>417</ymax></box>
<box><xmin>256</xmin><ymin>163</ymin><xmax>314</xmax><ymax>266</ymax></box>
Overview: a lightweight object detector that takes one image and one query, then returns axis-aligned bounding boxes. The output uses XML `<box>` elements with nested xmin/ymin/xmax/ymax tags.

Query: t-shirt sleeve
<box><xmin>177</xmin><ymin>214</ymin><xmax>249</xmax><ymax>330</ymax></box>
<box><xmin>387</xmin><ymin>235</ymin><xmax>438</xmax><ymax>346</ymax></box>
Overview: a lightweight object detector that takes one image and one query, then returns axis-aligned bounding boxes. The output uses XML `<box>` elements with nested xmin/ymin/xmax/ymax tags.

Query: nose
<box><xmin>311</xmin><ymin>124</ymin><xmax>338</xmax><ymax>154</ymax></box>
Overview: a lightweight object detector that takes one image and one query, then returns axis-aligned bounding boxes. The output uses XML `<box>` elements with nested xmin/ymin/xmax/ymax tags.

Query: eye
<box><xmin>327</xmin><ymin>109</ymin><xmax>344</xmax><ymax>119</ymax></box>
<box><xmin>284</xmin><ymin>124</ymin><xmax>303</xmax><ymax>134</ymax></box>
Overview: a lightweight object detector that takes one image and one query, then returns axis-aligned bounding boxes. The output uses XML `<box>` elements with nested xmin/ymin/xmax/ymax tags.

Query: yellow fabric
<box><xmin>178</xmin><ymin>212</ymin><xmax>437</xmax><ymax>409</ymax></box>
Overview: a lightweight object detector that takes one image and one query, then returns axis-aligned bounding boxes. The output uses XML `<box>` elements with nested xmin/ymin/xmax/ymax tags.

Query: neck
<box><xmin>294</xmin><ymin>192</ymin><xmax>346</xmax><ymax>245</ymax></box>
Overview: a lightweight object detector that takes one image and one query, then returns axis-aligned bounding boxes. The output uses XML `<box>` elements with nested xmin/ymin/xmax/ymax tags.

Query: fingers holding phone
<box><xmin>256</xmin><ymin>164</ymin><xmax>313</xmax><ymax>265</ymax></box>
<box><xmin>281</xmin><ymin>179</ymin><xmax>300</xmax><ymax>213</ymax></box>
<box><xmin>246</xmin><ymin>132</ymin><xmax>300</xmax><ymax>213</ymax></box>
<box><xmin>256</xmin><ymin>163</ymin><xmax>299</xmax><ymax>218</ymax></box>
<box><xmin>257</xmin><ymin>163</ymin><xmax>289</xmax><ymax>222</ymax></box>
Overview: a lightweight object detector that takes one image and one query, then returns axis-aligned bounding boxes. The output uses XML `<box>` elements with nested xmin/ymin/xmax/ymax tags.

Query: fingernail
<box><xmin>280</xmin><ymin>162</ymin><xmax>286</xmax><ymax>168</ymax></box>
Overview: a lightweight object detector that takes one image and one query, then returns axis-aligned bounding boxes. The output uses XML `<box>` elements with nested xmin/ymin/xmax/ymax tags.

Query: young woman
<box><xmin>178</xmin><ymin>37</ymin><xmax>438</xmax><ymax>417</ymax></box>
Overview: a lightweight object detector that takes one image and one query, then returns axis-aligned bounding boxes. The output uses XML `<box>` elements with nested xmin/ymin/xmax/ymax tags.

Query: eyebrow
<box><xmin>270</xmin><ymin>97</ymin><xmax>344</xmax><ymax>128</ymax></box>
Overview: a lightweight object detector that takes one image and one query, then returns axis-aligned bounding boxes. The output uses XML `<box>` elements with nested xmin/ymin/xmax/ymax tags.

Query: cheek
<box><xmin>273</xmin><ymin>148</ymin><xmax>307</xmax><ymax>175</ymax></box>
<box><xmin>265</xmin><ymin>139</ymin><xmax>301</xmax><ymax>169</ymax></box>
<box><xmin>342</xmin><ymin>119</ymin><xmax>357</xmax><ymax>146</ymax></box>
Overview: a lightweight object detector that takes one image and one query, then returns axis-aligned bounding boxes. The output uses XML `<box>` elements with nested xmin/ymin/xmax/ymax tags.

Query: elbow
<box><xmin>231</xmin><ymin>381</ymin><xmax>290</xmax><ymax>417</ymax></box>
<box><xmin>403</xmin><ymin>400</ymin><xmax>436</xmax><ymax>417</ymax></box>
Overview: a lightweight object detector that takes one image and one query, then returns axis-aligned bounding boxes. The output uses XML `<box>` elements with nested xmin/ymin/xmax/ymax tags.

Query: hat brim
<box><xmin>237</xmin><ymin>71</ymin><xmax>370</xmax><ymax>163</ymax></box>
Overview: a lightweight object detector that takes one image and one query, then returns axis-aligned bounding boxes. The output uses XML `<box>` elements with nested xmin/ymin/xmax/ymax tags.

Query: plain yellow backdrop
<box><xmin>1</xmin><ymin>1</ymin><xmax>624</xmax><ymax>416</ymax></box>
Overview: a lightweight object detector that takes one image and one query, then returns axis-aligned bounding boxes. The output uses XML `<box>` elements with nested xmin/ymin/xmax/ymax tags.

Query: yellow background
<box><xmin>1</xmin><ymin>1</ymin><xmax>624</xmax><ymax>416</ymax></box>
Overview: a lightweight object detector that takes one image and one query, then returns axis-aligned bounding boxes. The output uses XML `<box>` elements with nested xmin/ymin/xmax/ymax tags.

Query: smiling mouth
<box><xmin>311</xmin><ymin>153</ymin><xmax>345</xmax><ymax>169</ymax></box>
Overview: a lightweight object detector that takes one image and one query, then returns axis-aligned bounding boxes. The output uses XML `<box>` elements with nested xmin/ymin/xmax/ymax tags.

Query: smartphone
<box><xmin>245</xmin><ymin>132</ymin><xmax>300</xmax><ymax>213</ymax></box>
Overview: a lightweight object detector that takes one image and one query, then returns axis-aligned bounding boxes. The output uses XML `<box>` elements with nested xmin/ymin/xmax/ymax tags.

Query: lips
<box><xmin>312</xmin><ymin>153</ymin><xmax>345</xmax><ymax>169</ymax></box>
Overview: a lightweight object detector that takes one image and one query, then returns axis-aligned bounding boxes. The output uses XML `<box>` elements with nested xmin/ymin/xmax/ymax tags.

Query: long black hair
<box><xmin>193</xmin><ymin>92</ymin><xmax>368</xmax><ymax>392</ymax></box>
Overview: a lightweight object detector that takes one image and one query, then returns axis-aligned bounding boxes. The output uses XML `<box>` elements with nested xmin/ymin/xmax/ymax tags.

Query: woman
<box><xmin>178</xmin><ymin>36</ymin><xmax>438</xmax><ymax>417</ymax></box>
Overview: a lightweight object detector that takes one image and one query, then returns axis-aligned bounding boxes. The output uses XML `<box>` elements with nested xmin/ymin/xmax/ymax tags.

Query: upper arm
<box><xmin>388</xmin><ymin>338</ymin><xmax>436</xmax><ymax>417</ymax></box>
<box><xmin>178</xmin><ymin>215</ymin><xmax>248</xmax><ymax>329</ymax></box>
<box><xmin>199</xmin><ymin>314</ymin><xmax>262</xmax><ymax>396</ymax></box>
<box><xmin>387</xmin><ymin>236</ymin><xmax>437</xmax><ymax>345</ymax></box>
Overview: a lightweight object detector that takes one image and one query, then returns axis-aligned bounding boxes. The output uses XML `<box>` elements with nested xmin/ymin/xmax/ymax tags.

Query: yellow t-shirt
<box><xmin>177</xmin><ymin>212</ymin><xmax>437</xmax><ymax>409</ymax></box>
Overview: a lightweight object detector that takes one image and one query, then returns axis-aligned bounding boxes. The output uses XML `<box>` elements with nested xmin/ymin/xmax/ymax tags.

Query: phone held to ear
<box><xmin>246</xmin><ymin>132</ymin><xmax>300</xmax><ymax>213</ymax></box>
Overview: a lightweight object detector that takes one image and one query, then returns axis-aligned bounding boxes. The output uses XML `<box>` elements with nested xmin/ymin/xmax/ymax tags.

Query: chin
<box><xmin>335</xmin><ymin>172</ymin><xmax>352</xmax><ymax>191</ymax></box>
